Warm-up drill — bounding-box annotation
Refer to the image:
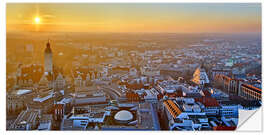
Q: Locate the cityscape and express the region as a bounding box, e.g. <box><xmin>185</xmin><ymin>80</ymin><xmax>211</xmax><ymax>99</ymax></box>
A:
<box><xmin>6</xmin><ymin>3</ymin><xmax>261</xmax><ymax>131</ymax></box>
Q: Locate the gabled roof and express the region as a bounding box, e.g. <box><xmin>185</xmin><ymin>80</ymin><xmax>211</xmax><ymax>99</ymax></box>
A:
<box><xmin>191</xmin><ymin>66</ymin><xmax>209</xmax><ymax>85</ymax></box>
<box><xmin>163</xmin><ymin>100</ymin><xmax>182</xmax><ymax>119</ymax></box>
<box><xmin>242</xmin><ymin>83</ymin><xmax>262</xmax><ymax>93</ymax></box>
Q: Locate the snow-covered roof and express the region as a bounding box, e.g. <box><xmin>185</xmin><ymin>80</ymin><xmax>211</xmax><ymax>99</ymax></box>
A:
<box><xmin>33</xmin><ymin>93</ymin><xmax>53</xmax><ymax>102</ymax></box>
<box><xmin>57</xmin><ymin>98</ymin><xmax>72</xmax><ymax>104</ymax></box>
<box><xmin>16</xmin><ymin>89</ymin><xmax>32</xmax><ymax>96</ymax></box>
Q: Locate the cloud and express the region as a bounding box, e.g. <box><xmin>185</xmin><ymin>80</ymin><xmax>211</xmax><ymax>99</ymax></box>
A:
<box><xmin>42</xmin><ymin>14</ymin><xmax>56</xmax><ymax>19</ymax></box>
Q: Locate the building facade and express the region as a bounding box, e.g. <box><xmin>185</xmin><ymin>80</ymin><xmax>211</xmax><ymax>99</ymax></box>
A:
<box><xmin>44</xmin><ymin>41</ymin><xmax>53</xmax><ymax>73</ymax></box>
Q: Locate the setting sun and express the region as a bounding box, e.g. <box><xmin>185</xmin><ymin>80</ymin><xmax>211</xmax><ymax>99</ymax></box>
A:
<box><xmin>34</xmin><ymin>17</ymin><xmax>40</xmax><ymax>24</ymax></box>
<box><xmin>7</xmin><ymin>4</ymin><xmax>261</xmax><ymax>33</ymax></box>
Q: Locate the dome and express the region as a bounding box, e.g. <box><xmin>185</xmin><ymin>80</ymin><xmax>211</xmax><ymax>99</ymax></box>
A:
<box><xmin>45</xmin><ymin>41</ymin><xmax>52</xmax><ymax>53</ymax></box>
<box><xmin>114</xmin><ymin>110</ymin><xmax>133</xmax><ymax>121</ymax></box>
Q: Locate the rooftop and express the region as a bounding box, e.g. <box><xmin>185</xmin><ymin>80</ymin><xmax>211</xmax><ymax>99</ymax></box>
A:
<box><xmin>163</xmin><ymin>100</ymin><xmax>182</xmax><ymax>118</ymax></box>
<box><xmin>114</xmin><ymin>110</ymin><xmax>133</xmax><ymax>121</ymax></box>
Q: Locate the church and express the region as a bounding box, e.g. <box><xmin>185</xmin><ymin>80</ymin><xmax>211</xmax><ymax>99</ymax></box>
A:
<box><xmin>15</xmin><ymin>40</ymin><xmax>66</xmax><ymax>90</ymax></box>
<box><xmin>40</xmin><ymin>40</ymin><xmax>66</xmax><ymax>90</ymax></box>
<box><xmin>191</xmin><ymin>64</ymin><xmax>210</xmax><ymax>87</ymax></box>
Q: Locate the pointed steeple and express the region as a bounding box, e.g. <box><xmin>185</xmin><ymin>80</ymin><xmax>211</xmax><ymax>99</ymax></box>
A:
<box><xmin>47</xmin><ymin>39</ymin><xmax>50</xmax><ymax>48</ymax></box>
<box><xmin>45</xmin><ymin>39</ymin><xmax>52</xmax><ymax>53</ymax></box>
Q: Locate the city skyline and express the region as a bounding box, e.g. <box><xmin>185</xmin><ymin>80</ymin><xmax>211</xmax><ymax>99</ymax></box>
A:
<box><xmin>7</xmin><ymin>3</ymin><xmax>261</xmax><ymax>33</ymax></box>
<box><xmin>6</xmin><ymin>3</ymin><xmax>262</xmax><ymax>131</ymax></box>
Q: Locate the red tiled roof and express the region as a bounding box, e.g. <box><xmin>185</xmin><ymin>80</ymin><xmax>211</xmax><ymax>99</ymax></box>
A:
<box><xmin>202</xmin><ymin>90</ymin><xmax>212</xmax><ymax>97</ymax></box>
<box><xmin>195</xmin><ymin>97</ymin><xmax>220</xmax><ymax>107</ymax></box>
<box><xmin>223</xmin><ymin>75</ymin><xmax>231</xmax><ymax>81</ymax></box>
<box><xmin>242</xmin><ymin>83</ymin><xmax>262</xmax><ymax>92</ymax></box>
<box><xmin>213</xmin><ymin>126</ymin><xmax>236</xmax><ymax>130</ymax></box>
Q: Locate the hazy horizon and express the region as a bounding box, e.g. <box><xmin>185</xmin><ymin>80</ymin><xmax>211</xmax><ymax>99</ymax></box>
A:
<box><xmin>6</xmin><ymin>3</ymin><xmax>261</xmax><ymax>33</ymax></box>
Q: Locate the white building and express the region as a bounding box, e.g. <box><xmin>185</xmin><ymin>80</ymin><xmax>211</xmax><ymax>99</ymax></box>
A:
<box><xmin>157</xmin><ymin>80</ymin><xmax>181</xmax><ymax>94</ymax></box>
<box><xmin>219</xmin><ymin>101</ymin><xmax>238</xmax><ymax>117</ymax></box>
<box><xmin>44</xmin><ymin>41</ymin><xmax>53</xmax><ymax>73</ymax></box>
<box><xmin>68</xmin><ymin>106</ymin><xmax>110</xmax><ymax>128</ymax></box>
<box><xmin>163</xmin><ymin>100</ymin><xmax>209</xmax><ymax>130</ymax></box>
<box><xmin>55</xmin><ymin>73</ymin><xmax>66</xmax><ymax>90</ymax></box>
<box><xmin>144</xmin><ymin>88</ymin><xmax>159</xmax><ymax>102</ymax></box>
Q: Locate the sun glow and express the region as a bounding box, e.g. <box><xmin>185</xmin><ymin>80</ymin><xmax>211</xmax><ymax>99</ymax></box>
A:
<box><xmin>6</xmin><ymin>4</ymin><xmax>261</xmax><ymax>33</ymax></box>
<box><xmin>34</xmin><ymin>17</ymin><xmax>41</xmax><ymax>24</ymax></box>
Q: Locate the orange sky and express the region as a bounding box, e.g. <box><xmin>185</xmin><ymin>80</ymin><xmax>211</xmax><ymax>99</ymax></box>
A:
<box><xmin>6</xmin><ymin>3</ymin><xmax>261</xmax><ymax>33</ymax></box>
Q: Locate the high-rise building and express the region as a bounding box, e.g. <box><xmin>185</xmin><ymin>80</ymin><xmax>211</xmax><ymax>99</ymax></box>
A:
<box><xmin>44</xmin><ymin>40</ymin><xmax>53</xmax><ymax>73</ymax></box>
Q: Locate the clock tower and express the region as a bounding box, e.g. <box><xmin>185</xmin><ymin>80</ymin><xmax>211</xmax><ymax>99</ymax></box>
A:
<box><xmin>44</xmin><ymin>40</ymin><xmax>53</xmax><ymax>73</ymax></box>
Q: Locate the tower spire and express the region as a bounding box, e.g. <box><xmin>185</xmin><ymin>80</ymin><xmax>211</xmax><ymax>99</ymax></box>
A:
<box><xmin>44</xmin><ymin>39</ymin><xmax>53</xmax><ymax>73</ymax></box>
<box><xmin>47</xmin><ymin>39</ymin><xmax>50</xmax><ymax>48</ymax></box>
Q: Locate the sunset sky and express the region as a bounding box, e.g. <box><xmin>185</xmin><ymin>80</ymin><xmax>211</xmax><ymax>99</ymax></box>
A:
<box><xmin>6</xmin><ymin>3</ymin><xmax>261</xmax><ymax>33</ymax></box>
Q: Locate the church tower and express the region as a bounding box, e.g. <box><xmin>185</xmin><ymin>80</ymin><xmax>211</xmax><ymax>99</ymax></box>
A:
<box><xmin>44</xmin><ymin>40</ymin><xmax>53</xmax><ymax>73</ymax></box>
